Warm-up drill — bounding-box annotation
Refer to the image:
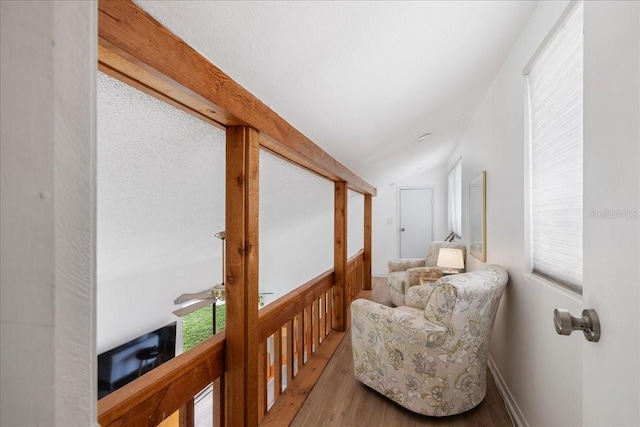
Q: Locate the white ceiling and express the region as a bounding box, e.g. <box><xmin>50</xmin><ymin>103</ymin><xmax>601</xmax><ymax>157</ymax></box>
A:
<box><xmin>135</xmin><ymin>0</ymin><xmax>536</xmax><ymax>186</ymax></box>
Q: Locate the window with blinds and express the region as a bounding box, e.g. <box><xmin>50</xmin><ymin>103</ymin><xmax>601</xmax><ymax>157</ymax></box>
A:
<box><xmin>525</xmin><ymin>1</ymin><xmax>583</xmax><ymax>293</ymax></box>
<box><xmin>448</xmin><ymin>158</ymin><xmax>462</xmax><ymax>239</ymax></box>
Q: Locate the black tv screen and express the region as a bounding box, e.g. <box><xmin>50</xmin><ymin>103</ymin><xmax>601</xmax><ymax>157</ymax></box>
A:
<box><xmin>97</xmin><ymin>322</ymin><xmax>176</xmax><ymax>399</ymax></box>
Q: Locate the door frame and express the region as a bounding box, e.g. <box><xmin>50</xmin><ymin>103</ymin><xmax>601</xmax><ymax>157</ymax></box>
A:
<box><xmin>396</xmin><ymin>186</ymin><xmax>434</xmax><ymax>258</ymax></box>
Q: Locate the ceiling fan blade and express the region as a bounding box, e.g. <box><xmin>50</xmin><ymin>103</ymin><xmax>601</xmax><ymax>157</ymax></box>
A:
<box><xmin>172</xmin><ymin>299</ymin><xmax>213</xmax><ymax>317</ymax></box>
<box><xmin>174</xmin><ymin>291</ymin><xmax>212</xmax><ymax>304</ymax></box>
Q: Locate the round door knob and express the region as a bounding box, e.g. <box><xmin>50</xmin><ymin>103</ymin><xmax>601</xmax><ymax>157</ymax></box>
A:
<box><xmin>553</xmin><ymin>308</ymin><xmax>601</xmax><ymax>342</ymax></box>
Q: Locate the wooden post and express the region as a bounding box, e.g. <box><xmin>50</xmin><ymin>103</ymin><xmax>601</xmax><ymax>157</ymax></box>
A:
<box><xmin>333</xmin><ymin>181</ymin><xmax>348</xmax><ymax>331</ymax></box>
<box><xmin>225</xmin><ymin>126</ymin><xmax>260</xmax><ymax>426</ymax></box>
<box><xmin>363</xmin><ymin>193</ymin><xmax>372</xmax><ymax>290</ymax></box>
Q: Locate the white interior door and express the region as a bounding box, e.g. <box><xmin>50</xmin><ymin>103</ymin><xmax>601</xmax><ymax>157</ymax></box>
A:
<box><xmin>581</xmin><ymin>2</ymin><xmax>639</xmax><ymax>425</ymax></box>
<box><xmin>399</xmin><ymin>188</ymin><xmax>433</xmax><ymax>258</ymax></box>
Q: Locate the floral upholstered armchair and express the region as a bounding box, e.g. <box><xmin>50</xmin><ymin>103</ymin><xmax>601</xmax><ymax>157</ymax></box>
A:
<box><xmin>388</xmin><ymin>241</ymin><xmax>466</xmax><ymax>307</ymax></box>
<box><xmin>351</xmin><ymin>265</ymin><xmax>508</xmax><ymax>417</ymax></box>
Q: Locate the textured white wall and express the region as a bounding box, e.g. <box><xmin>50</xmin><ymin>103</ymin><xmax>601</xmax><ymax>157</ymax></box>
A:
<box><xmin>97</xmin><ymin>73</ymin><xmax>341</xmax><ymax>349</ymax></box>
<box><xmin>447</xmin><ymin>1</ymin><xmax>639</xmax><ymax>425</ymax></box>
<box><xmin>96</xmin><ymin>72</ymin><xmax>226</xmax><ymax>353</ymax></box>
<box><xmin>372</xmin><ymin>164</ymin><xmax>448</xmax><ymax>275</ymax></box>
<box><xmin>1</xmin><ymin>1</ymin><xmax>96</xmax><ymax>425</ymax></box>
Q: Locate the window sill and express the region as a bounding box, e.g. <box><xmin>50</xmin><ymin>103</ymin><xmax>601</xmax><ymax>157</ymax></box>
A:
<box><xmin>524</xmin><ymin>273</ymin><xmax>583</xmax><ymax>304</ymax></box>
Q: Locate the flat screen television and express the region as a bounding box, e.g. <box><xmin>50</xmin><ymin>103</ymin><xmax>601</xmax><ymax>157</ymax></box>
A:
<box><xmin>97</xmin><ymin>322</ymin><xmax>176</xmax><ymax>399</ymax></box>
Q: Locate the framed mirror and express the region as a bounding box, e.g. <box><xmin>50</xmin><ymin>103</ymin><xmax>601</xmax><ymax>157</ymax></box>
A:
<box><xmin>469</xmin><ymin>171</ymin><xmax>486</xmax><ymax>261</ymax></box>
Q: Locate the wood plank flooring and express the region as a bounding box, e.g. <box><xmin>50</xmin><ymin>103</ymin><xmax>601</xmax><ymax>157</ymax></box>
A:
<box><xmin>290</xmin><ymin>277</ymin><xmax>513</xmax><ymax>427</ymax></box>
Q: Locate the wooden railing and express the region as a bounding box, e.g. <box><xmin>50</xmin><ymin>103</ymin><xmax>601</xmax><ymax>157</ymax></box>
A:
<box><xmin>97</xmin><ymin>332</ymin><xmax>225</xmax><ymax>427</ymax></box>
<box><xmin>257</xmin><ymin>269</ymin><xmax>334</xmax><ymax>421</ymax></box>
<box><xmin>97</xmin><ymin>252</ymin><xmax>367</xmax><ymax>427</ymax></box>
<box><xmin>347</xmin><ymin>250</ymin><xmax>365</xmax><ymax>305</ymax></box>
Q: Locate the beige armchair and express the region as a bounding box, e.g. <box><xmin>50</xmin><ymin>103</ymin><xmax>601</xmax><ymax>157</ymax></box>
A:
<box><xmin>388</xmin><ymin>241</ymin><xmax>466</xmax><ymax>307</ymax></box>
<box><xmin>351</xmin><ymin>265</ymin><xmax>508</xmax><ymax>416</ymax></box>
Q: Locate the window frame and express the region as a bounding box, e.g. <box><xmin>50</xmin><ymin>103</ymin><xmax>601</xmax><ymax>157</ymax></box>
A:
<box><xmin>523</xmin><ymin>0</ymin><xmax>584</xmax><ymax>295</ymax></box>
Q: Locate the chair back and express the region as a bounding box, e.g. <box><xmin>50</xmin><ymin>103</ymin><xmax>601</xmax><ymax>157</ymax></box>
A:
<box><xmin>430</xmin><ymin>265</ymin><xmax>508</xmax><ymax>367</ymax></box>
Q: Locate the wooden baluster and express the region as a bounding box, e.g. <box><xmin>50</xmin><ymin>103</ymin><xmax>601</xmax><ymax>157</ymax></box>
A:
<box><xmin>305</xmin><ymin>305</ymin><xmax>312</xmax><ymax>357</ymax></box>
<box><xmin>258</xmin><ymin>341</ymin><xmax>267</xmax><ymax>421</ymax></box>
<box><xmin>320</xmin><ymin>294</ymin><xmax>326</xmax><ymax>341</ymax></box>
<box><xmin>313</xmin><ymin>299</ymin><xmax>320</xmax><ymax>350</ymax></box>
<box><xmin>213</xmin><ymin>377</ymin><xmax>224</xmax><ymax>427</ymax></box>
<box><xmin>326</xmin><ymin>289</ymin><xmax>333</xmax><ymax>334</ymax></box>
<box><xmin>286</xmin><ymin>319</ymin><xmax>294</xmax><ymax>388</ymax></box>
<box><xmin>295</xmin><ymin>313</ymin><xmax>303</xmax><ymax>373</ymax></box>
<box><xmin>274</xmin><ymin>329</ymin><xmax>282</xmax><ymax>400</ymax></box>
<box><xmin>179</xmin><ymin>399</ymin><xmax>194</xmax><ymax>427</ymax></box>
<box><xmin>358</xmin><ymin>263</ymin><xmax>364</xmax><ymax>292</ymax></box>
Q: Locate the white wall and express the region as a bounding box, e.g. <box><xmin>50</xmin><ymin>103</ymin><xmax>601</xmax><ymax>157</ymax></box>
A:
<box><xmin>447</xmin><ymin>2</ymin><xmax>583</xmax><ymax>424</ymax></box>
<box><xmin>348</xmin><ymin>190</ymin><xmax>365</xmax><ymax>257</ymax></box>
<box><xmin>259</xmin><ymin>150</ymin><xmax>334</xmax><ymax>305</ymax></box>
<box><xmin>447</xmin><ymin>1</ymin><xmax>639</xmax><ymax>425</ymax></box>
<box><xmin>1</xmin><ymin>1</ymin><xmax>96</xmax><ymax>426</ymax></box>
<box><xmin>372</xmin><ymin>163</ymin><xmax>448</xmax><ymax>275</ymax></box>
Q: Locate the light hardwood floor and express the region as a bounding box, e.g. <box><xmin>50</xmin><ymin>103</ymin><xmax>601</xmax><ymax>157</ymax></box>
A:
<box><xmin>290</xmin><ymin>277</ymin><xmax>513</xmax><ymax>427</ymax></box>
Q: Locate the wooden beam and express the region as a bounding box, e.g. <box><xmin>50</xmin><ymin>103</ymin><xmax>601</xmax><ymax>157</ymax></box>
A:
<box><xmin>97</xmin><ymin>0</ymin><xmax>375</xmax><ymax>196</ymax></box>
<box><xmin>332</xmin><ymin>182</ymin><xmax>348</xmax><ymax>331</ymax></box>
<box><xmin>363</xmin><ymin>194</ymin><xmax>372</xmax><ymax>290</ymax></box>
<box><xmin>225</xmin><ymin>126</ymin><xmax>260</xmax><ymax>426</ymax></box>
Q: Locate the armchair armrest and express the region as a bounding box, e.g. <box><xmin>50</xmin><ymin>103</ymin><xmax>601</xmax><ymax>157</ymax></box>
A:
<box><xmin>388</xmin><ymin>258</ymin><xmax>425</xmax><ymax>273</ymax></box>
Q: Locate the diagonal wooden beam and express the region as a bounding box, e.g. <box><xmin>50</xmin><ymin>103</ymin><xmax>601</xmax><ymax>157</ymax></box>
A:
<box><xmin>97</xmin><ymin>0</ymin><xmax>375</xmax><ymax>196</ymax></box>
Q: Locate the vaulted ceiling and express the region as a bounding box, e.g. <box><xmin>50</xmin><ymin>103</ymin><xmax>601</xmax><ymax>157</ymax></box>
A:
<box><xmin>135</xmin><ymin>0</ymin><xmax>536</xmax><ymax>186</ymax></box>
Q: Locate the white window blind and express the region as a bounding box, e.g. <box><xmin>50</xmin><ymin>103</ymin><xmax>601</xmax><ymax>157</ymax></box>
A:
<box><xmin>526</xmin><ymin>2</ymin><xmax>583</xmax><ymax>293</ymax></box>
<box><xmin>448</xmin><ymin>158</ymin><xmax>462</xmax><ymax>238</ymax></box>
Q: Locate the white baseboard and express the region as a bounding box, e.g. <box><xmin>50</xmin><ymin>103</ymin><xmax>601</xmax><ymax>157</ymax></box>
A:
<box><xmin>488</xmin><ymin>356</ymin><xmax>528</xmax><ymax>427</ymax></box>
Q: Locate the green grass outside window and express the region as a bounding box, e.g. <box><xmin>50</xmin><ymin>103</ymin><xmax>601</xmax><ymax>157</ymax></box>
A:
<box><xmin>182</xmin><ymin>304</ymin><xmax>226</xmax><ymax>352</ymax></box>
